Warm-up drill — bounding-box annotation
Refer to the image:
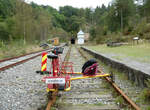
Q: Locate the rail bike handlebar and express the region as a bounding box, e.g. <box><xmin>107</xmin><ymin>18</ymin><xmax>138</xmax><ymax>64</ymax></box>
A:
<box><xmin>52</xmin><ymin>47</ymin><xmax>64</xmax><ymax>55</ymax></box>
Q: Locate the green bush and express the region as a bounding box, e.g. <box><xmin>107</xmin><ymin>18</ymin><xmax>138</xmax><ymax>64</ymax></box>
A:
<box><xmin>143</xmin><ymin>33</ymin><xmax>150</xmax><ymax>40</ymax></box>
<box><xmin>131</xmin><ymin>18</ymin><xmax>150</xmax><ymax>39</ymax></box>
<box><xmin>0</xmin><ymin>41</ymin><xmax>4</xmax><ymax>47</ymax></box>
<box><xmin>0</xmin><ymin>22</ymin><xmax>9</xmax><ymax>40</ymax></box>
<box><xmin>139</xmin><ymin>79</ymin><xmax>150</xmax><ymax>104</ymax></box>
<box><xmin>140</xmin><ymin>88</ymin><xmax>150</xmax><ymax>103</ymax></box>
<box><xmin>115</xmin><ymin>96</ymin><xmax>125</xmax><ymax>108</ymax></box>
<box><xmin>105</xmin><ymin>32</ymin><xmax>131</xmax><ymax>43</ymax></box>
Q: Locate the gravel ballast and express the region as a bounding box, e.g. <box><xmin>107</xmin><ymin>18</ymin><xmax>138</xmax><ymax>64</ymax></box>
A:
<box><xmin>0</xmin><ymin>47</ymin><xmax>68</xmax><ymax>110</ymax></box>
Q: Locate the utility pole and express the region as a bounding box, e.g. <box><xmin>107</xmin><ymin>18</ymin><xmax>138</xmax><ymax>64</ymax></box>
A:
<box><xmin>22</xmin><ymin>1</ymin><xmax>26</xmax><ymax>45</ymax></box>
<box><xmin>121</xmin><ymin>8</ymin><xmax>123</xmax><ymax>33</ymax></box>
<box><xmin>23</xmin><ymin>22</ymin><xmax>26</xmax><ymax>45</ymax></box>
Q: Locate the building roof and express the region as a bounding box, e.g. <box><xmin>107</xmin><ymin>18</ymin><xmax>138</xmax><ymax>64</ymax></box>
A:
<box><xmin>77</xmin><ymin>30</ymin><xmax>84</xmax><ymax>35</ymax></box>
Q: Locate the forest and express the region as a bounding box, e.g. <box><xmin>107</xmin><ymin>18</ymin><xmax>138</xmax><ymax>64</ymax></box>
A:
<box><xmin>0</xmin><ymin>0</ymin><xmax>150</xmax><ymax>46</ymax></box>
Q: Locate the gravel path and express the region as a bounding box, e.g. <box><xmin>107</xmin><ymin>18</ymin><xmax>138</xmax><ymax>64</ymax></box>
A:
<box><xmin>0</xmin><ymin>46</ymin><xmax>68</xmax><ymax>110</ymax></box>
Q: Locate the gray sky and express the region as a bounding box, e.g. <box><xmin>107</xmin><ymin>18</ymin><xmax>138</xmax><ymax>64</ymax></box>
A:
<box><xmin>25</xmin><ymin>0</ymin><xmax>112</xmax><ymax>9</ymax></box>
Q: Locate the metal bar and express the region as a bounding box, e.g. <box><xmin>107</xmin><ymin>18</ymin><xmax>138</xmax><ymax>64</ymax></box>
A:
<box><xmin>71</xmin><ymin>74</ymin><xmax>110</xmax><ymax>80</ymax></box>
<box><xmin>66</xmin><ymin>72</ymin><xmax>82</xmax><ymax>74</ymax></box>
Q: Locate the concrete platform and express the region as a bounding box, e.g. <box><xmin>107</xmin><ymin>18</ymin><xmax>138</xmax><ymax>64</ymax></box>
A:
<box><xmin>81</xmin><ymin>47</ymin><xmax>150</xmax><ymax>87</ymax></box>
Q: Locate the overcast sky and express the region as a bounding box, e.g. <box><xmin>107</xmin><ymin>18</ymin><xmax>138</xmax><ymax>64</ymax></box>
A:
<box><xmin>25</xmin><ymin>0</ymin><xmax>112</xmax><ymax>10</ymax></box>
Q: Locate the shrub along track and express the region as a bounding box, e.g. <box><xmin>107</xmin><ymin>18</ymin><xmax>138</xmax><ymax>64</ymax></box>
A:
<box><xmin>45</xmin><ymin>45</ymin><xmax>141</xmax><ymax>110</ymax></box>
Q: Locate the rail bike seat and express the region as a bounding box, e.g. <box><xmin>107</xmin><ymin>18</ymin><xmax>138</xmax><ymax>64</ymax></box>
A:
<box><xmin>47</xmin><ymin>54</ymin><xmax>58</xmax><ymax>59</ymax></box>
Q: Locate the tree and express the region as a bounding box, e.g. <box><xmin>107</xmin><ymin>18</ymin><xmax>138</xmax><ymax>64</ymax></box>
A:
<box><xmin>144</xmin><ymin>0</ymin><xmax>150</xmax><ymax>19</ymax></box>
<box><xmin>115</xmin><ymin>0</ymin><xmax>136</xmax><ymax>31</ymax></box>
<box><xmin>59</xmin><ymin>6</ymin><xmax>79</xmax><ymax>17</ymax></box>
<box><xmin>0</xmin><ymin>22</ymin><xmax>9</xmax><ymax>41</ymax></box>
<box><xmin>0</xmin><ymin>0</ymin><xmax>15</xmax><ymax>18</ymax></box>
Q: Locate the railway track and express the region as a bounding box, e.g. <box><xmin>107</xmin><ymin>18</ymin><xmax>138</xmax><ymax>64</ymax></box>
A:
<box><xmin>56</xmin><ymin>46</ymin><xmax>119</xmax><ymax>110</ymax></box>
<box><xmin>0</xmin><ymin>49</ymin><xmax>49</xmax><ymax>63</ymax></box>
<box><xmin>78</xmin><ymin>47</ymin><xmax>141</xmax><ymax>110</ymax></box>
<box><xmin>0</xmin><ymin>45</ymin><xmax>141</xmax><ymax>110</ymax></box>
<box><xmin>0</xmin><ymin>48</ymin><xmax>54</xmax><ymax>110</ymax></box>
<box><xmin>0</xmin><ymin>49</ymin><xmax>51</xmax><ymax>71</ymax></box>
<box><xmin>47</xmin><ymin>45</ymin><xmax>141</xmax><ymax>110</ymax></box>
<box><xmin>0</xmin><ymin>45</ymin><xmax>69</xmax><ymax>110</ymax></box>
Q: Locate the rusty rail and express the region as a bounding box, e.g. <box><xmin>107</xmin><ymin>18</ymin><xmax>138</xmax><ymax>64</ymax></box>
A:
<box><xmin>105</xmin><ymin>77</ymin><xmax>141</xmax><ymax>110</ymax></box>
<box><xmin>77</xmin><ymin>47</ymin><xmax>141</xmax><ymax>110</ymax></box>
<box><xmin>0</xmin><ymin>50</ymin><xmax>51</xmax><ymax>72</ymax></box>
<box><xmin>0</xmin><ymin>48</ymin><xmax>50</xmax><ymax>63</ymax></box>
<box><xmin>46</xmin><ymin>90</ymin><xmax>58</xmax><ymax>110</ymax></box>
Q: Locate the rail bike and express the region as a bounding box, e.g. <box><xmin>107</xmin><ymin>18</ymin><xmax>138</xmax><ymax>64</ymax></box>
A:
<box><xmin>37</xmin><ymin>46</ymin><xmax>111</xmax><ymax>92</ymax></box>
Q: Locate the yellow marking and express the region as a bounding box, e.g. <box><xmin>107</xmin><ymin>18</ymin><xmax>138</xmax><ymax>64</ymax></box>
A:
<box><xmin>42</xmin><ymin>55</ymin><xmax>47</xmax><ymax>62</ymax></box>
<box><xmin>64</xmin><ymin>86</ymin><xmax>71</xmax><ymax>91</ymax></box>
<box><xmin>46</xmin><ymin>88</ymin><xmax>56</xmax><ymax>92</ymax></box>
<box><xmin>46</xmin><ymin>86</ymin><xmax>71</xmax><ymax>92</ymax></box>
<box><xmin>46</xmin><ymin>88</ymin><xmax>50</xmax><ymax>92</ymax></box>
<box><xmin>71</xmin><ymin>74</ymin><xmax>110</xmax><ymax>80</ymax></box>
<box><xmin>41</xmin><ymin>64</ymin><xmax>47</xmax><ymax>71</ymax></box>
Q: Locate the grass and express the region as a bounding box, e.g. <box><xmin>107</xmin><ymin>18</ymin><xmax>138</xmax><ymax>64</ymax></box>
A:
<box><xmin>86</xmin><ymin>43</ymin><xmax>150</xmax><ymax>63</ymax></box>
<box><xmin>0</xmin><ymin>41</ymin><xmax>43</xmax><ymax>60</ymax></box>
<box><xmin>94</xmin><ymin>103</ymin><xmax>104</xmax><ymax>106</ymax></box>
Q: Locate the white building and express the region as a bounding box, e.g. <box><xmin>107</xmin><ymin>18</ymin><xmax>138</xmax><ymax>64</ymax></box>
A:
<box><xmin>77</xmin><ymin>30</ymin><xmax>85</xmax><ymax>44</ymax></box>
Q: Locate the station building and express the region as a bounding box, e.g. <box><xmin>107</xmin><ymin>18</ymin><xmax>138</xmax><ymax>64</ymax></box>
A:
<box><xmin>77</xmin><ymin>30</ymin><xmax>85</xmax><ymax>44</ymax></box>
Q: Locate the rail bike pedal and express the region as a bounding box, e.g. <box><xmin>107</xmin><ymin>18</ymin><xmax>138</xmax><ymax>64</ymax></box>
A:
<box><xmin>36</xmin><ymin>70</ymin><xmax>50</xmax><ymax>75</ymax></box>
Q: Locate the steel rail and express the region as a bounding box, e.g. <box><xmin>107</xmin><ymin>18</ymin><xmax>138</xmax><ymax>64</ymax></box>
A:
<box><xmin>77</xmin><ymin>47</ymin><xmax>141</xmax><ymax>110</ymax></box>
<box><xmin>46</xmin><ymin>46</ymin><xmax>72</xmax><ymax>110</ymax></box>
<box><xmin>0</xmin><ymin>50</ymin><xmax>51</xmax><ymax>72</ymax></box>
<box><xmin>105</xmin><ymin>77</ymin><xmax>141</xmax><ymax>110</ymax></box>
<box><xmin>0</xmin><ymin>48</ymin><xmax>50</xmax><ymax>63</ymax></box>
<box><xmin>46</xmin><ymin>90</ymin><xmax>58</xmax><ymax>110</ymax></box>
